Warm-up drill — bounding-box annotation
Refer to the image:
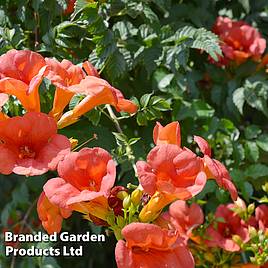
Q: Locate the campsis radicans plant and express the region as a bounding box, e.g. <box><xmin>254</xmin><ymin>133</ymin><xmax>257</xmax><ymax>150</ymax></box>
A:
<box><xmin>1</xmin><ymin>48</ymin><xmax>267</xmax><ymax>268</ymax></box>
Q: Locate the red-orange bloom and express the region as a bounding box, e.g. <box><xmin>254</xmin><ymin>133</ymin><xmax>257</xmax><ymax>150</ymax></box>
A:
<box><xmin>42</xmin><ymin>148</ymin><xmax>116</xmax><ymax>222</ymax></box>
<box><xmin>0</xmin><ymin>112</ymin><xmax>71</xmax><ymax>176</ymax></box>
<box><xmin>37</xmin><ymin>192</ymin><xmax>72</xmax><ymax>234</ymax></box>
<box><xmin>57</xmin><ymin>76</ymin><xmax>138</xmax><ymax>128</ymax></box>
<box><xmin>194</xmin><ymin>135</ymin><xmax>238</xmax><ymax>201</ymax></box>
<box><xmin>0</xmin><ymin>49</ymin><xmax>47</xmax><ymax>112</ymax></box>
<box><xmin>212</xmin><ymin>16</ymin><xmax>266</xmax><ymax>65</ymax></box>
<box><xmin>157</xmin><ymin>200</ymin><xmax>204</xmax><ymax>242</ymax></box>
<box><xmin>205</xmin><ymin>204</ymin><xmax>249</xmax><ymax>252</ymax></box>
<box><xmin>149</xmin><ymin>122</ymin><xmax>237</xmax><ymax>200</ymax></box>
<box><xmin>115</xmin><ymin>223</ymin><xmax>194</xmax><ymax>268</ymax></box>
<box><xmin>45</xmin><ymin>58</ymin><xmax>86</xmax><ymax>121</ymax></box>
<box><xmin>137</xmin><ymin>145</ymin><xmax>207</xmax><ymax>200</ymax></box>
<box><xmin>137</xmin><ymin>122</ymin><xmax>207</xmax><ymax>222</ymax></box>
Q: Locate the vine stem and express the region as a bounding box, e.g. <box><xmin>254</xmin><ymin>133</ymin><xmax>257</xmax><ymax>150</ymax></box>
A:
<box><xmin>105</xmin><ymin>105</ymin><xmax>137</xmax><ymax>176</ymax></box>
<box><xmin>106</xmin><ymin>105</ymin><xmax>123</xmax><ymax>133</ymax></box>
<box><xmin>10</xmin><ymin>199</ymin><xmax>38</xmax><ymax>268</ymax></box>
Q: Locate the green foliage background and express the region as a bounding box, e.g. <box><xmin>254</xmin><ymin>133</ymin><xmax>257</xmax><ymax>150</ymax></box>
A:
<box><xmin>0</xmin><ymin>0</ymin><xmax>268</xmax><ymax>267</ymax></box>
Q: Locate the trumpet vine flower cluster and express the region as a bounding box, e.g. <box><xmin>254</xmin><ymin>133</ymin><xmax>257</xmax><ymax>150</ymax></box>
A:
<box><xmin>1</xmin><ymin>48</ymin><xmax>267</xmax><ymax>268</ymax></box>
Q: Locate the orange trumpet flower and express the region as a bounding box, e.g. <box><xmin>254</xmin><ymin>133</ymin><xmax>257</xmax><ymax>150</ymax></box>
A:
<box><xmin>151</xmin><ymin>122</ymin><xmax>237</xmax><ymax>200</ymax></box>
<box><xmin>57</xmin><ymin>76</ymin><xmax>138</xmax><ymax>128</ymax></box>
<box><xmin>115</xmin><ymin>223</ymin><xmax>195</xmax><ymax>268</ymax></box>
<box><xmin>156</xmin><ymin>200</ymin><xmax>204</xmax><ymax>243</ymax></box>
<box><xmin>0</xmin><ymin>49</ymin><xmax>47</xmax><ymax>112</ymax></box>
<box><xmin>45</xmin><ymin>58</ymin><xmax>86</xmax><ymax>121</ymax></box>
<box><xmin>42</xmin><ymin>148</ymin><xmax>116</xmax><ymax>223</ymax></box>
<box><xmin>0</xmin><ymin>112</ymin><xmax>71</xmax><ymax>176</ymax></box>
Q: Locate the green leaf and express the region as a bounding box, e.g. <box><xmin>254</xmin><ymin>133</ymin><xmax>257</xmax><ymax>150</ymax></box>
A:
<box><xmin>113</xmin><ymin>21</ymin><xmax>137</xmax><ymax>40</ymax></box>
<box><xmin>12</xmin><ymin>182</ymin><xmax>29</xmax><ymax>206</ymax></box>
<box><xmin>169</xmin><ymin>26</ymin><xmax>222</xmax><ymax>60</ymax></box>
<box><xmin>245</xmin><ymin>125</ymin><xmax>262</xmax><ymax>140</ymax></box>
<box><xmin>85</xmin><ymin>108</ymin><xmax>101</xmax><ymax>126</ymax></box>
<box><xmin>143</xmin><ymin>5</ymin><xmax>159</xmax><ymax>24</ymax></box>
<box><xmin>158</xmin><ymin>74</ymin><xmax>174</xmax><ymax>89</ymax></box>
<box><xmin>137</xmin><ymin>112</ymin><xmax>148</xmax><ymax>126</ymax></box>
<box><xmin>241</xmin><ymin>182</ymin><xmax>253</xmax><ymax>201</ymax></box>
<box><xmin>238</xmin><ymin>0</ymin><xmax>250</xmax><ymax>13</ymax></box>
<box><xmin>135</xmin><ymin>46</ymin><xmax>162</xmax><ymax>75</ymax></box>
<box><xmin>192</xmin><ymin>100</ymin><xmax>215</xmax><ymax>118</ymax></box>
<box><xmin>232</xmin><ymin>142</ymin><xmax>245</xmax><ymax>163</ymax></box>
<box><xmin>140</xmin><ymin>93</ymin><xmax>153</xmax><ymax>107</ymax></box>
<box><xmin>191</xmin><ymin>28</ymin><xmax>222</xmax><ymax>61</ymax></box>
<box><xmin>69</xmin><ymin>94</ymin><xmax>84</xmax><ymax>110</ymax></box>
<box><xmin>256</xmin><ymin>134</ymin><xmax>268</xmax><ymax>152</ymax></box>
<box><xmin>150</xmin><ymin>98</ymin><xmax>171</xmax><ymax>111</ymax></box>
<box><xmin>196</xmin><ymin>180</ymin><xmax>216</xmax><ymax>199</ymax></box>
<box><xmin>233</xmin><ymin>87</ymin><xmax>245</xmax><ymax>114</ymax></box>
<box><xmin>106</xmin><ymin>50</ymin><xmax>127</xmax><ymax>80</ymax></box>
<box><xmin>245</xmin><ymin>164</ymin><xmax>268</xmax><ymax>178</ymax></box>
<box><xmin>245</xmin><ymin>141</ymin><xmax>259</xmax><ymax>162</ymax></box>
<box><xmin>244</xmin><ymin>80</ymin><xmax>268</xmax><ymax>117</ymax></box>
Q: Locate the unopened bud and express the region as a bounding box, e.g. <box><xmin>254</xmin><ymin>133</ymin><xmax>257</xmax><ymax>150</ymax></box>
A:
<box><xmin>131</xmin><ymin>189</ymin><xmax>143</xmax><ymax>206</ymax></box>
<box><xmin>248</xmin><ymin>226</ymin><xmax>257</xmax><ymax>238</ymax></box>
<box><xmin>69</xmin><ymin>138</ymin><xmax>78</xmax><ymax>149</ymax></box>
<box><xmin>247</xmin><ymin>203</ymin><xmax>255</xmax><ymax>215</ymax></box>
<box><xmin>123</xmin><ymin>195</ymin><xmax>131</xmax><ymax>209</ymax></box>
<box><xmin>234</xmin><ymin>197</ymin><xmax>246</xmax><ymax>210</ymax></box>
<box><xmin>117</xmin><ymin>190</ymin><xmax>128</xmax><ymax>201</ymax></box>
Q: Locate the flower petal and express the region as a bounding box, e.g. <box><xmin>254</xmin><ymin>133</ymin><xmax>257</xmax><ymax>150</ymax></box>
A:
<box><xmin>153</xmin><ymin>122</ymin><xmax>181</xmax><ymax>146</ymax></box>
<box><xmin>194</xmin><ymin>135</ymin><xmax>211</xmax><ymax>157</ymax></box>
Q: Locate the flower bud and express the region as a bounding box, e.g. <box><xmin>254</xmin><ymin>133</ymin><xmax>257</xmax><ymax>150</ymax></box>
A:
<box><xmin>131</xmin><ymin>189</ymin><xmax>143</xmax><ymax>206</ymax></box>
<box><xmin>69</xmin><ymin>138</ymin><xmax>78</xmax><ymax>150</ymax></box>
<box><xmin>117</xmin><ymin>190</ymin><xmax>128</xmax><ymax>201</ymax></box>
<box><xmin>123</xmin><ymin>195</ymin><xmax>132</xmax><ymax>209</ymax></box>
<box><xmin>234</xmin><ymin>197</ymin><xmax>247</xmax><ymax>210</ymax></box>
<box><xmin>248</xmin><ymin>226</ymin><xmax>257</xmax><ymax>238</ymax></box>
<box><xmin>108</xmin><ymin>186</ymin><xmax>129</xmax><ymax>216</ymax></box>
<box><xmin>247</xmin><ymin>203</ymin><xmax>255</xmax><ymax>215</ymax></box>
